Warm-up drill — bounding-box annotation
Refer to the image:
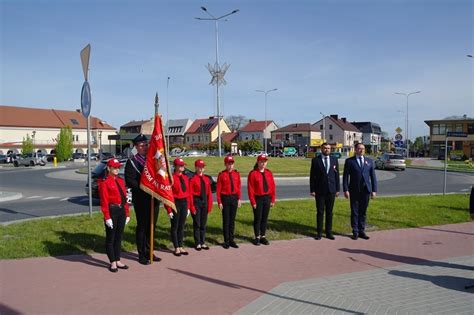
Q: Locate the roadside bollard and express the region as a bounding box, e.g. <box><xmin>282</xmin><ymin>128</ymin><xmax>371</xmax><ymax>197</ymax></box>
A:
<box><xmin>53</xmin><ymin>156</ymin><xmax>57</xmax><ymax>167</ymax></box>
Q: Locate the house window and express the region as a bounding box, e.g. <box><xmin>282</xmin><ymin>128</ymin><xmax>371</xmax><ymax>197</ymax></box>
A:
<box><xmin>187</xmin><ymin>136</ymin><xmax>190</xmax><ymax>142</ymax></box>
<box><xmin>329</xmin><ymin>125</ymin><xmax>333</xmax><ymax>130</ymax></box>
<box><xmin>432</xmin><ymin>124</ymin><xmax>440</xmax><ymax>135</ymax></box>
<box><xmin>192</xmin><ymin>137</ymin><xmax>195</xmax><ymax>142</ymax></box>
<box><xmin>439</xmin><ymin>124</ymin><xmax>446</xmax><ymax>135</ymax></box>
<box><xmin>76</xmin><ymin>135</ymin><xmax>79</xmax><ymax>142</ymax></box>
<box><xmin>252</xmin><ymin>135</ymin><xmax>254</xmax><ymax>140</ymax></box>
<box><xmin>70</xmin><ymin>119</ymin><xmax>79</xmax><ymax>125</ymax></box>
<box><xmin>468</xmin><ymin>123</ymin><xmax>474</xmax><ymax>134</ymax></box>
<box><xmin>455</xmin><ymin>124</ymin><xmax>463</xmax><ymax>132</ymax></box>
<box><xmin>329</xmin><ymin>135</ymin><xmax>333</xmax><ymax>141</ymax></box>
<box><xmin>320</xmin><ymin>125</ymin><xmax>323</xmax><ymax>130</ymax></box>
<box><xmin>198</xmin><ymin>136</ymin><xmax>201</xmax><ymax>142</ymax></box>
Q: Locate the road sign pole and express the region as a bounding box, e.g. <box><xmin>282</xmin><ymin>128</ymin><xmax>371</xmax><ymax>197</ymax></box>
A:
<box><xmin>443</xmin><ymin>136</ymin><xmax>448</xmax><ymax>195</ymax></box>
<box><xmin>87</xmin><ymin>115</ymin><xmax>92</xmax><ymax>216</ymax></box>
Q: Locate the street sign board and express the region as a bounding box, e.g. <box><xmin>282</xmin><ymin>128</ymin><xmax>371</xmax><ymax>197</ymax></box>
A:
<box><xmin>395</xmin><ymin>134</ymin><xmax>403</xmax><ymax>141</ymax></box>
<box><xmin>81</xmin><ymin>81</ymin><xmax>91</xmax><ymax>118</ymax></box>
<box><xmin>446</xmin><ymin>132</ymin><xmax>468</xmax><ymax>137</ymax></box>
<box><xmin>80</xmin><ymin>44</ymin><xmax>91</xmax><ymax>81</ymax></box>
<box><xmin>394</xmin><ymin>140</ymin><xmax>404</xmax><ymax>147</ymax></box>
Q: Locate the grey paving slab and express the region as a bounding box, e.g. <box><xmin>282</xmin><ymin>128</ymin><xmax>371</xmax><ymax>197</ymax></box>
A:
<box><xmin>236</xmin><ymin>255</ymin><xmax>474</xmax><ymax>315</ymax></box>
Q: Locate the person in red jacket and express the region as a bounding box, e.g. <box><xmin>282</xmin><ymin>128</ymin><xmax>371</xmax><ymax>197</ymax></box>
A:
<box><xmin>247</xmin><ymin>154</ymin><xmax>276</xmax><ymax>246</ymax></box>
<box><xmin>189</xmin><ymin>159</ymin><xmax>213</xmax><ymax>250</ymax></box>
<box><xmin>98</xmin><ymin>158</ymin><xmax>131</xmax><ymax>272</ymax></box>
<box><xmin>217</xmin><ymin>155</ymin><xmax>241</xmax><ymax>249</ymax></box>
<box><xmin>165</xmin><ymin>158</ymin><xmax>192</xmax><ymax>256</ymax></box>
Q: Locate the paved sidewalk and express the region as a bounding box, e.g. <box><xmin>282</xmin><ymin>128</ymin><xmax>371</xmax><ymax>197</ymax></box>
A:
<box><xmin>1</xmin><ymin>222</ymin><xmax>473</xmax><ymax>315</ymax></box>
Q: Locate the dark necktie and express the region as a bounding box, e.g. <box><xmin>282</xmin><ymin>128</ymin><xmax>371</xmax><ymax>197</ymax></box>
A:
<box><xmin>261</xmin><ymin>171</ymin><xmax>269</xmax><ymax>193</ymax></box>
<box><xmin>179</xmin><ymin>175</ymin><xmax>186</xmax><ymax>192</ymax></box>
<box><xmin>324</xmin><ymin>156</ymin><xmax>329</xmax><ymax>173</ymax></box>
<box><xmin>200</xmin><ymin>176</ymin><xmax>206</xmax><ymax>200</ymax></box>
<box><xmin>115</xmin><ymin>179</ymin><xmax>126</xmax><ymax>207</ymax></box>
<box><xmin>228</xmin><ymin>171</ymin><xmax>235</xmax><ymax>193</ymax></box>
<box><xmin>359</xmin><ymin>156</ymin><xmax>363</xmax><ymax>169</ymax></box>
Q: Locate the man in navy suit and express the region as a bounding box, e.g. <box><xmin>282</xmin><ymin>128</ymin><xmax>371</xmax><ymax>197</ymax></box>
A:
<box><xmin>343</xmin><ymin>143</ymin><xmax>377</xmax><ymax>240</ymax></box>
<box><xmin>310</xmin><ymin>143</ymin><xmax>340</xmax><ymax>240</ymax></box>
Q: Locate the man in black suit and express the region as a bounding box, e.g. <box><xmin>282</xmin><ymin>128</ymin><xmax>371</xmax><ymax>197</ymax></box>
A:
<box><xmin>343</xmin><ymin>143</ymin><xmax>377</xmax><ymax>240</ymax></box>
<box><xmin>310</xmin><ymin>143</ymin><xmax>340</xmax><ymax>240</ymax></box>
<box><xmin>125</xmin><ymin>134</ymin><xmax>161</xmax><ymax>265</ymax></box>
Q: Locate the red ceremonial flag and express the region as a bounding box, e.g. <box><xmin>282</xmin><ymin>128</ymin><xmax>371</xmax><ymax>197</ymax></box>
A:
<box><xmin>139</xmin><ymin>114</ymin><xmax>176</xmax><ymax>211</ymax></box>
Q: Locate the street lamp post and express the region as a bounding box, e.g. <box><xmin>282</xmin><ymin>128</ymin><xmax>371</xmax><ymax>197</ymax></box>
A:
<box><xmin>395</xmin><ymin>91</ymin><xmax>421</xmax><ymax>157</ymax></box>
<box><xmin>166</xmin><ymin>76</ymin><xmax>170</xmax><ymax>154</ymax></box>
<box><xmin>256</xmin><ymin>88</ymin><xmax>278</xmax><ymax>153</ymax></box>
<box><xmin>32</xmin><ymin>131</ymin><xmax>36</xmax><ymax>155</ymax></box>
<box><xmin>196</xmin><ymin>7</ymin><xmax>239</xmax><ymax>157</ymax></box>
<box><xmin>319</xmin><ymin>112</ymin><xmax>326</xmax><ymax>143</ymax></box>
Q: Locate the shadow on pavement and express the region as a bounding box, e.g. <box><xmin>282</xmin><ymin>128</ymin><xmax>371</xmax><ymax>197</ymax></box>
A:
<box><xmin>389</xmin><ymin>270</ymin><xmax>474</xmax><ymax>293</ymax></box>
<box><xmin>67</xmin><ymin>195</ymin><xmax>100</xmax><ymax>206</ymax></box>
<box><xmin>0</xmin><ymin>207</ymin><xmax>39</xmax><ymax>218</ymax></box>
<box><xmin>339</xmin><ymin>248</ymin><xmax>474</xmax><ymax>271</ymax></box>
<box><xmin>168</xmin><ymin>268</ymin><xmax>364</xmax><ymax>315</ymax></box>
<box><xmin>0</xmin><ymin>303</ymin><xmax>23</xmax><ymax>315</ymax></box>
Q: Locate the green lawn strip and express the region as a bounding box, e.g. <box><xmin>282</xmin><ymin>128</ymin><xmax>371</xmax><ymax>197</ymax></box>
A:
<box><xmin>181</xmin><ymin>156</ymin><xmax>313</xmax><ymax>177</ymax></box>
<box><xmin>0</xmin><ymin>194</ymin><xmax>469</xmax><ymax>260</ymax></box>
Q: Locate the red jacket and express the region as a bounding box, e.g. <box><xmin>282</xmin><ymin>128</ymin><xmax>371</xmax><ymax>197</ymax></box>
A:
<box><xmin>247</xmin><ymin>168</ymin><xmax>276</xmax><ymax>206</ymax></box>
<box><xmin>189</xmin><ymin>173</ymin><xmax>213</xmax><ymax>214</ymax></box>
<box><xmin>216</xmin><ymin>170</ymin><xmax>241</xmax><ymax>204</ymax></box>
<box><xmin>165</xmin><ymin>172</ymin><xmax>193</xmax><ymax>214</ymax></box>
<box><xmin>98</xmin><ymin>176</ymin><xmax>130</xmax><ymax>220</ymax></box>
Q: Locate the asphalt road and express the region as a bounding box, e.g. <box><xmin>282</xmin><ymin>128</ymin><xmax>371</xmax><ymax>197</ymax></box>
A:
<box><xmin>0</xmin><ymin>165</ymin><xmax>472</xmax><ymax>223</ymax></box>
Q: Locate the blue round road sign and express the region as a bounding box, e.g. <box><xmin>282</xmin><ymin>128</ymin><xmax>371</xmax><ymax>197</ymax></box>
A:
<box><xmin>395</xmin><ymin>133</ymin><xmax>403</xmax><ymax>141</ymax></box>
<box><xmin>81</xmin><ymin>81</ymin><xmax>91</xmax><ymax>118</ymax></box>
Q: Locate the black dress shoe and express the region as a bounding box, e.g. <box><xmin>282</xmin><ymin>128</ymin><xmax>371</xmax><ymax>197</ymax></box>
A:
<box><xmin>260</xmin><ymin>237</ymin><xmax>269</xmax><ymax>245</ymax></box>
<box><xmin>108</xmin><ymin>266</ymin><xmax>118</xmax><ymax>273</ymax></box>
<box><xmin>229</xmin><ymin>241</ymin><xmax>239</xmax><ymax>248</ymax></box>
<box><xmin>173</xmin><ymin>251</ymin><xmax>181</xmax><ymax>257</ymax></box>
<box><xmin>315</xmin><ymin>235</ymin><xmax>322</xmax><ymax>240</ymax></box>
<box><xmin>152</xmin><ymin>255</ymin><xmax>162</xmax><ymax>262</ymax></box>
<box><xmin>252</xmin><ymin>238</ymin><xmax>260</xmax><ymax>246</ymax></box>
<box><xmin>138</xmin><ymin>258</ymin><xmax>151</xmax><ymax>265</ymax></box>
<box><xmin>117</xmin><ymin>264</ymin><xmax>129</xmax><ymax>270</ymax></box>
<box><xmin>326</xmin><ymin>234</ymin><xmax>335</xmax><ymax>240</ymax></box>
<box><xmin>201</xmin><ymin>244</ymin><xmax>210</xmax><ymax>250</ymax></box>
<box><xmin>223</xmin><ymin>243</ymin><xmax>230</xmax><ymax>249</ymax></box>
<box><xmin>351</xmin><ymin>234</ymin><xmax>359</xmax><ymax>240</ymax></box>
<box><xmin>180</xmin><ymin>250</ymin><xmax>189</xmax><ymax>255</ymax></box>
<box><xmin>359</xmin><ymin>233</ymin><xmax>370</xmax><ymax>240</ymax></box>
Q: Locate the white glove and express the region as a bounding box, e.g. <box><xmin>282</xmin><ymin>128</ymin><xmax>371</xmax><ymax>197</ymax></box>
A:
<box><xmin>125</xmin><ymin>217</ymin><xmax>130</xmax><ymax>225</ymax></box>
<box><xmin>187</xmin><ymin>210</ymin><xmax>191</xmax><ymax>217</ymax></box>
<box><xmin>168</xmin><ymin>212</ymin><xmax>174</xmax><ymax>219</ymax></box>
<box><xmin>105</xmin><ymin>219</ymin><xmax>113</xmax><ymax>229</ymax></box>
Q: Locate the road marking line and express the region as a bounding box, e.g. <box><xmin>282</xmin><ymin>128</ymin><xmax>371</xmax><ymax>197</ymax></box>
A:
<box><xmin>60</xmin><ymin>197</ymin><xmax>69</xmax><ymax>201</ymax></box>
<box><xmin>460</xmin><ymin>189</ymin><xmax>469</xmax><ymax>192</ymax></box>
<box><xmin>42</xmin><ymin>197</ymin><xmax>60</xmax><ymax>200</ymax></box>
<box><xmin>26</xmin><ymin>196</ymin><xmax>42</xmax><ymax>199</ymax></box>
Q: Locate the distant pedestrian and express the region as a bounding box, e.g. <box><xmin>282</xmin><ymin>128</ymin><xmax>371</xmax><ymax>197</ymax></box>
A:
<box><xmin>247</xmin><ymin>154</ymin><xmax>276</xmax><ymax>246</ymax></box>
<box><xmin>343</xmin><ymin>143</ymin><xmax>377</xmax><ymax>240</ymax></box>
<box><xmin>310</xmin><ymin>143</ymin><xmax>340</xmax><ymax>240</ymax></box>
<box><xmin>217</xmin><ymin>155</ymin><xmax>241</xmax><ymax>249</ymax></box>
<box><xmin>124</xmin><ymin>134</ymin><xmax>161</xmax><ymax>265</ymax></box>
<box><xmin>99</xmin><ymin>158</ymin><xmax>130</xmax><ymax>272</ymax></box>
<box><xmin>189</xmin><ymin>159</ymin><xmax>213</xmax><ymax>250</ymax></box>
<box><xmin>166</xmin><ymin>158</ymin><xmax>192</xmax><ymax>256</ymax></box>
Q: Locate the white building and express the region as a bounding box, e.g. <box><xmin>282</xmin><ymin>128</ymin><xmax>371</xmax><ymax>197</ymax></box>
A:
<box><xmin>0</xmin><ymin>105</ymin><xmax>117</xmax><ymax>155</ymax></box>
<box><xmin>313</xmin><ymin>115</ymin><xmax>362</xmax><ymax>155</ymax></box>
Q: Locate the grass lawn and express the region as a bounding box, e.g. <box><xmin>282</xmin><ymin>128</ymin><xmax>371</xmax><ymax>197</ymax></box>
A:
<box><xmin>0</xmin><ymin>194</ymin><xmax>470</xmax><ymax>260</ymax></box>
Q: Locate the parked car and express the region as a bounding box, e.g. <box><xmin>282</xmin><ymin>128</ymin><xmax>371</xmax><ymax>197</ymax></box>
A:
<box><xmin>85</xmin><ymin>159</ymin><xmax>217</xmax><ymax>199</ymax></box>
<box><xmin>13</xmin><ymin>153</ymin><xmax>46</xmax><ymax>167</ymax></box>
<box><xmin>99</xmin><ymin>152</ymin><xmax>114</xmax><ymax>160</ymax></box>
<box><xmin>375</xmin><ymin>153</ymin><xmax>406</xmax><ymax>171</ymax></box>
<box><xmin>183</xmin><ymin>150</ymin><xmax>207</xmax><ymax>157</ymax></box>
<box><xmin>72</xmin><ymin>152</ymin><xmax>86</xmax><ymax>160</ymax></box>
<box><xmin>0</xmin><ymin>154</ymin><xmax>8</xmax><ymax>164</ymax></box>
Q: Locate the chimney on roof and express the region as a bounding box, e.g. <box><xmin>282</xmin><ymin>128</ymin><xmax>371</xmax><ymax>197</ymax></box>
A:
<box><xmin>295</xmin><ymin>123</ymin><xmax>298</xmax><ymax>128</ymax></box>
<box><xmin>341</xmin><ymin>117</ymin><xmax>347</xmax><ymax>123</ymax></box>
<box><xmin>76</xmin><ymin>109</ymin><xmax>81</xmax><ymax>113</ymax></box>
<box><xmin>330</xmin><ymin>114</ymin><xmax>338</xmax><ymax>120</ymax></box>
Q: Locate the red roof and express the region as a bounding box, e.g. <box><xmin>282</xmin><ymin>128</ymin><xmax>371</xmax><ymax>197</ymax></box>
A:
<box><xmin>327</xmin><ymin>116</ymin><xmax>360</xmax><ymax>132</ymax></box>
<box><xmin>240</xmin><ymin>120</ymin><xmax>273</xmax><ymax>132</ymax></box>
<box><xmin>221</xmin><ymin>131</ymin><xmax>239</xmax><ymax>143</ymax></box>
<box><xmin>186</xmin><ymin>118</ymin><xmax>219</xmax><ymax>134</ymax></box>
<box><xmin>0</xmin><ymin>105</ymin><xmax>115</xmax><ymax>130</ymax></box>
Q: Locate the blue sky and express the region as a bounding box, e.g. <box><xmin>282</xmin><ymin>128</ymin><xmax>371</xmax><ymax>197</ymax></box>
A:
<box><xmin>1</xmin><ymin>0</ymin><xmax>472</xmax><ymax>140</ymax></box>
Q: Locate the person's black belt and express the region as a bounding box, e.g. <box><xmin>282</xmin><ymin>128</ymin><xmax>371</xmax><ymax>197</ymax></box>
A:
<box><xmin>175</xmin><ymin>197</ymin><xmax>187</xmax><ymax>202</ymax></box>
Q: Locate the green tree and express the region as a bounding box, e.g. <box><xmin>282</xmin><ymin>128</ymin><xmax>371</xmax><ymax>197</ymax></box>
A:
<box><xmin>413</xmin><ymin>136</ymin><xmax>424</xmax><ymax>152</ymax></box>
<box><xmin>55</xmin><ymin>126</ymin><xmax>73</xmax><ymax>162</ymax></box>
<box><xmin>22</xmin><ymin>133</ymin><xmax>34</xmax><ymax>154</ymax></box>
<box><xmin>223</xmin><ymin>141</ymin><xmax>231</xmax><ymax>153</ymax></box>
<box><xmin>247</xmin><ymin>139</ymin><xmax>263</xmax><ymax>152</ymax></box>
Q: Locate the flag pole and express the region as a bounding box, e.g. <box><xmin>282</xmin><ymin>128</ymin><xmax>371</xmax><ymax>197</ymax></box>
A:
<box><xmin>149</xmin><ymin>93</ymin><xmax>159</xmax><ymax>264</ymax></box>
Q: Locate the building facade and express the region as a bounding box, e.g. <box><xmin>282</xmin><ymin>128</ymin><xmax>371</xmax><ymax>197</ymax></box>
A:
<box><xmin>351</xmin><ymin>121</ymin><xmax>382</xmax><ymax>154</ymax></box>
<box><xmin>238</xmin><ymin>120</ymin><xmax>279</xmax><ymax>147</ymax></box>
<box><xmin>271</xmin><ymin>123</ymin><xmax>322</xmax><ymax>154</ymax></box>
<box><xmin>424</xmin><ymin>117</ymin><xmax>474</xmax><ymax>158</ymax></box>
<box><xmin>185</xmin><ymin>117</ymin><xmax>231</xmax><ymax>148</ymax></box>
<box><xmin>312</xmin><ymin>115</ymin><xmax>362</xmax><ymax>154</ymax></box>
<box><xmin>0</xmin><ymin>105</ymin><xmax>116</xmax><ymax>155</ymax></box>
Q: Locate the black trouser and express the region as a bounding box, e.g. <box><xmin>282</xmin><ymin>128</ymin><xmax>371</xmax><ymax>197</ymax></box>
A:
<box><xmin>105</xmin><ymin>205</ymin><xmax>126</xmax><ymax>262</ymax></box>
<box><xmin>170</xmin><ymin>198</ymin><xmax>188</xmax><ymax>248</ymax></box>
<box><xmin>133</xmin><ymin>199</ymin><xmax>159</xmax><ymax>260</ymax></box>
<box><xmin>192</xmin><ymin>197</ymin><xmax>208</xmax><ymax>246</ymax></box>
<box><xmin>221</xmin><ymin>194</ymin><xmax>238</xmax><ymax>244</ymax></box>
<box><xmin>349</xmin><ymin>191</ymin><xmax>370</xmax><ymax>234</ymax></box>
<box><xmin>315</xmin><ymin>193</ymin><xmax>336</xmax><ymax>236</ymax></box>
<box><xmin>253</xmin><ymin>195</ymin><xmax>271</xmax><ymax>238</ymax></box>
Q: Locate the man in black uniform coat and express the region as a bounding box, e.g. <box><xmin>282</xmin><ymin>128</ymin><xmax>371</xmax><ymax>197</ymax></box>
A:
<box><xmin>125</xmin><ymin>134</ymin><xmax>160</xmax><ymax>265</ymax></box>
<box><xmin>310</xmin><ymin>143</ymin><xmax>340</xmax><ymax>240</ymax></box>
